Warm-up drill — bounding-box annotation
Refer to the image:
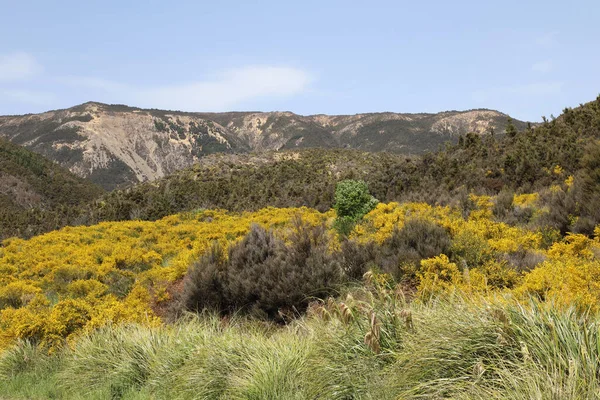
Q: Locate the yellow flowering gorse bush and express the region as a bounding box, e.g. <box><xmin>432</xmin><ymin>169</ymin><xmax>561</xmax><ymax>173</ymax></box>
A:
<box><xmin>0</xmin><ymin>207</ymin><xmax>331</xmax><ymax>350</ymax></box>
<box><xmin>1</xmin><ymin>196</ymin><xmax>599</xmax><ymax>351</ymax></box>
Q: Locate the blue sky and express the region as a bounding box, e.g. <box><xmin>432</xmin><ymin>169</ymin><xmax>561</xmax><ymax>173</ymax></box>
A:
<box><xmin>0</xmin><ymin>0</ymin><xmax>598</xmax><ymax>121</ymax></box>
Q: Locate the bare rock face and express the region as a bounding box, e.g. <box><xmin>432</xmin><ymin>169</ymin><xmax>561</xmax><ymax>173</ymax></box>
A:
<box><xmin>0</xmin><ymin>102</ymin><xmax>528</xmax><ymax>189</ymax></box>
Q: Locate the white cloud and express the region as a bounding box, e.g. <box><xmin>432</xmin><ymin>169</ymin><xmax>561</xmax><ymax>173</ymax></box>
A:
<box><xmin>472</xmin><ymin>81</ymin><xmax>563</xmax><ymax>103</ymax></box>
<box><xmin>134</xmin><ymin>66</ymin><xmax>312</xmax><ymax>111</ymax></box>
<box><xmin>0</xmin><ymin>53</ymin><xmax>42</xmax><ymax>82</ymax></box>
<box><xmin>1</xmin><ymin>89</ymin><xmax>56</xmax><ymax>105</ymax></box>
<box><xmin>531</xmin><ymin>60</ymin><xmax>553</xmax><ymax>73</ymax></box>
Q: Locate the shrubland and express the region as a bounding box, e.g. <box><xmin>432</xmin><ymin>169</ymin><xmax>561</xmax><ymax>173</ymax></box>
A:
<box><xmin>1</xmin><ymin>97</ymin><xmax>600</xmax><ymax>398</ymax></box>
<box><xmin>0</xmin><ymin>207</ymin><xmax>331</xmax><ymax>350</ymax></box>
<box><xmin>0</xmin><ymin>137</ymin><xmax>103</xmax><ymax>240</ymax></box>
<box><xmin>1</xmin><ymin>186</ymin><xmax>600</xmax><ymax>397</ymax></box>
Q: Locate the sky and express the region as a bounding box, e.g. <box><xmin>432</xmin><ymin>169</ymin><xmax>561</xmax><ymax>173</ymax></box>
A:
<box><xmin>0</xmin><ymin>0</ymin><xmax>598</xmax><ymax>121</ymax></box>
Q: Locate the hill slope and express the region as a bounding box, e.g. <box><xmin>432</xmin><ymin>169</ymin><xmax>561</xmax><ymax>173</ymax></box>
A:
<box><xmin>0</xmin><ymin>102</ymin><xmax>528</xmax><ymax>189</ymax></box>
<box><xmin>1</xmin><ymin>96</ymin><xmax>597</xmax><ymax>239</ymax></box>
<box><xmin>86</xmin><ymin>96</ymin><xmax>600</xmax><ymax>233</ymax></box>
<box><xmin>0</xmin><ymin>138</ymin><xmax>103</xmax><ymax>239</ymax></box>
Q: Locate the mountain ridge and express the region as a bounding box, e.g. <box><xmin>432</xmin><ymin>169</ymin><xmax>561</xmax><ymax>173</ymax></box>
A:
<box><xmin>0</xmin><ymin>102</ymin><xmax>529</xmax><ymax>190</ymax></box>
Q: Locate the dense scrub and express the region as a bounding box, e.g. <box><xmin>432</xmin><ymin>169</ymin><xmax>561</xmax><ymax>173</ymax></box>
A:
<box><xmin>2</xmin><ymin>96</ymin><xmax>600</xmax><ymax>242</ymax></box>
<box><xmin>0</xmin><ymin>137</ymin><xmax>103</xmax><ymax>240</ymax></box>
<box><xmin>2</xmin><ymin>195</ymin><xmax>600</xmax><ymax>351</ymax></box>
<box><xmin>1</xmin><ymin>97</ymin><xmax>600</xmax><ymax>398</ymax></box>
<box><xmin>0</xmin><ymin>192</ymin><xmax>599</xmax><ymax>398</ymax></box>
<box><xmin>181</xmin><ymin>222</ymin><xmax>343</xmax><ymax>319</ymax></box>
<box><xmin>0</xmin><ymin>207</ymin><xmax>331</xmax><ymax>349</ymax></box>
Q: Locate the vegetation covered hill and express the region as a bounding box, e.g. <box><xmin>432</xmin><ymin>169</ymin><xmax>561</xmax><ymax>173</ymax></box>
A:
<box><xmin>87</xmin><ymin>96</ymin><xmax>600</xmax><ymax>235</ymax></box>
<box><xmin>0</xmin><ymin>138</ymin><xmax>103</xmax><ymax>240</ymax></box>
<box><xmin>1</xmin><ymin>96</ymin><xmax>598</xmax><ymax>242</ymax></box>
<box><xmin>0</xmin><ymin>102</ymin><xmax>528</xmax><ymax>189</ymax></box>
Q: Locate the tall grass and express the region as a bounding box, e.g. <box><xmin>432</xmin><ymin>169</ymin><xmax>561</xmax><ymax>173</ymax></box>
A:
<box><xmin>2</xmin><ymin>291</ymin><xmax>600</xmax><ymax>399</ymax></box>
<box><xmin>463</xmin><ymin>302</ymin><xmax>600</xmax><ymax>399</ymax></box>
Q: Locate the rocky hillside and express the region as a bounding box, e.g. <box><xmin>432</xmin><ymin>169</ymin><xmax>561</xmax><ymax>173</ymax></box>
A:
<box><xmin>0</xmin><ymin>102</ymin><xmax>528</xmax><ymax>189</ymax></box>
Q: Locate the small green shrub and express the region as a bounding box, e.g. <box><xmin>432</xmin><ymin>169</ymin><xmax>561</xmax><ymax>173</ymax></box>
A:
<box><xmin>333</xmin><ymin>180</ymin><xmax>378</xmax><ymax>235</ymax></box>
<box><xmin>332</xmin><ymin>215</ymin><xmax>356</xmax><ymax>237</ymax></box>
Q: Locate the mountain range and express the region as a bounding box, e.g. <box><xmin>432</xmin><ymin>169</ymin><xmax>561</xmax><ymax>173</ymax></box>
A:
<box><xmin>0</xmin><ymin>102</ymin><xmax>528</xmax><ymax>189</ymax></box>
